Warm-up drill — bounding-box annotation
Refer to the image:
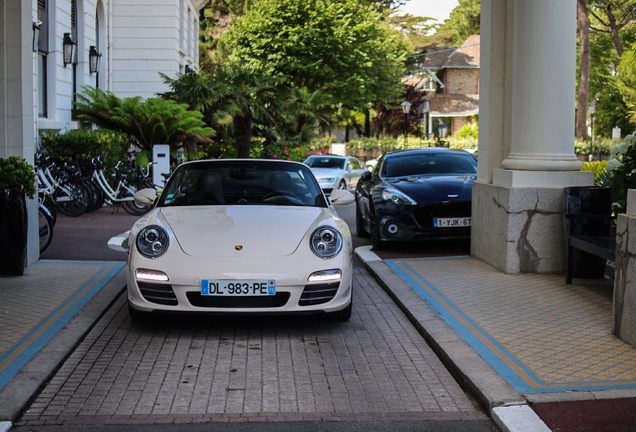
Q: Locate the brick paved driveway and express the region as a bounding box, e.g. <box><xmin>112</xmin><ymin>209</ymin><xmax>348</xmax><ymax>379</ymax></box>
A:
<box><xmin>17</xmin><ymin>260</ymin><xmax>492</xmax><ymax>428</ymax></box>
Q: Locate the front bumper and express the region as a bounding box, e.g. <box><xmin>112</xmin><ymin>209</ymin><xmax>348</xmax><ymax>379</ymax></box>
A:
<box><xmin>127</xmin><ymin>253</ymin><xmax>353</xmax><ymax>316</ymax></box>
<box><xmin>376</xmin><ymin>201</ymin><xmax>472</xmax><ymax>241</ymax></box>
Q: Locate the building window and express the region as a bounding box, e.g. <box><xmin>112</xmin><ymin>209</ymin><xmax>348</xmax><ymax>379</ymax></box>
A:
<box><xmin>37</xmin><ymin>0</ymin><xmax>48</xmax><ymax>118</ymax></box>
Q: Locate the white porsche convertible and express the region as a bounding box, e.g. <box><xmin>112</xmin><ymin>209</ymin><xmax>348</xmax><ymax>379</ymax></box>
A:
<box><xmin>126</xmin><ymin>159</ymin><xmax>355</xmax><ymax>321</ymax></box>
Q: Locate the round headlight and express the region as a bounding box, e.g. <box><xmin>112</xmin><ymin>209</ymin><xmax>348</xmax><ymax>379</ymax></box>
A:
<box><xmin>310</xmin><ymin>226</ymin><xmax>343</xmax><ymax>259</ymax></box>
<box><xmin>136</xmin><ymin>225</ymin><xmax>169</xmax><ymax>258</ymax></box>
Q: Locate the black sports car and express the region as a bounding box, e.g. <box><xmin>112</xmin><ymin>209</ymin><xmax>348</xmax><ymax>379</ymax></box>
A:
<box><xmin>354</xmin><ymin>148</ymin><xmax>477</xmax><ymax>249</ymax></box>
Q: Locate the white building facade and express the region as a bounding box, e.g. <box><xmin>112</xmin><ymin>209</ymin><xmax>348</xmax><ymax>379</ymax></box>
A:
<box><xmin>1</xmin><ymin>0</ymin><xmax>205</xmax><ymax>266</ymax></box>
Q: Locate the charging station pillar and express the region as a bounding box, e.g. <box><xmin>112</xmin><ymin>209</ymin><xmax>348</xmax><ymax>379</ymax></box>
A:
<box><xmin>152</xmin><ymin>145</ymin><xmax>171</xmax><ymax>187</ymax></box>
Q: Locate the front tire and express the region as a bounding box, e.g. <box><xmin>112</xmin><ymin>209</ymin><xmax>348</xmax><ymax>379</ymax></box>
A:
<box><xmin>330</xmin><ymin>299</ymin><xmax>352</xmax><ymax>321</ymax></box>
<box><xmin>355</xmin><ymin>200</ymin><xmax>369</xmax><ymax>238</ymax></box>
<box><xmin>128</xmin><ymin>302</ymin><xmax>150</xmax><ymax>322</ymax></box>
<box><xmin>338</xmin><ymin>180</ymin><xmax>346</xmax><ymax>190</ymax></box>
<box><xmin>370</xmin><ymin>211</ymin><xmax>384</xmax><ymax>250</ymax></box>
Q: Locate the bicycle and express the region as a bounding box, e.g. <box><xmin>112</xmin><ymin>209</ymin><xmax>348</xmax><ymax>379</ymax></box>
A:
<box><xmin>89</xmin><ymin>156</ymin><xmax>154</xmax><ymax>216</ymax></box>
<box><xmin>35</xmin><ymin>154</ymin><xmax>91</xmax><ymax>217</ymax></box>
<box><xmin>38</xmin><ymin>201</ymin><xmax>54</xmax><ymax>253</ymax></box>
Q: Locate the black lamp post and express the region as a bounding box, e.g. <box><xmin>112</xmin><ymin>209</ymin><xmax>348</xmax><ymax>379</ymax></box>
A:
<box><xmin>420</xmin><ymin>99</ymin><xmax>430</xmax><ymax>143</ymax></box>
<box><xmin>63</xmin><ymin>33</ymin><xmax>76</xmax><ymax>66</ymax></box>
<box><xmin>589</xmin><ymin>101</ymin><xmax>596</xmax><ymax>161</ymax></box>
<box><xmin>400</xmin><ymin>100</ymin><xmax>412</xmax><ymax>145</ymax></box>
<box><xmin>437</xmin><ymin>120</ymin><xmax>448</xmax><ymax>147</ymax></box>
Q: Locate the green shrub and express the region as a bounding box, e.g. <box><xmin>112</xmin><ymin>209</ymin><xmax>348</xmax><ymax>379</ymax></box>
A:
<box><xmin>574</xmin><ymin>137</ymin><xmax>615</xmax><ymax>156</ymax></box>
<box><xmin>0</xmin><ymin>156</ymin><xmax>36</xmax><ymax>199</ymax></box>
<box><xmin>606</xmin><ymin>132</ymin><xmax>636</xmax><ymax>213</ymax></box>
<box><xmin>581</xmin><ymin>161</ymin><xmax>608</xmax><ymax>185</ymax></box>
<box><xmin>39</xmin><ymin>129</ymin><xmax>132</xmax><ymax>172</ymax></box>
<box><xmin>455</xmin><ymin>123</ymin><xmax>479</xmax><ymax>139</ymax></box>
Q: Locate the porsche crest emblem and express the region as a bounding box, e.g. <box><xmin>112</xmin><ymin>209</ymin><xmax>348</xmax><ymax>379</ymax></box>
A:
<box><xmin>235</xmin><ymin>245</ymin><xmax>243</xmax><ymax>251</ymax></box>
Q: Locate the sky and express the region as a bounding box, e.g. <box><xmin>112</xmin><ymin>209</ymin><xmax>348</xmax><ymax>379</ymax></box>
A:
<box><xmin>398</xmin><ymin>0</ymin><xmax>459</xmax><ymax>23</ymax></box>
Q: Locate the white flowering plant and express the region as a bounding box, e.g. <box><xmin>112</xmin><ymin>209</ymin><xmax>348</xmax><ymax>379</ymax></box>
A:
<box><xmin>606</xmin><ymin>132</ymin><xmax>636</xmax><ymax>213</ymax></box>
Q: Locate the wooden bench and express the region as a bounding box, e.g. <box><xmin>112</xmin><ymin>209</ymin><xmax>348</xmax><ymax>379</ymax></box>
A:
<box><xmin>565</xmin><ymin>212</ymin><xmax>615</xmax><ymax>284</ymax></box>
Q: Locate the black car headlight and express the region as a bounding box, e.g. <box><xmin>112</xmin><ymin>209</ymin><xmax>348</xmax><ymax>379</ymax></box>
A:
<box><xmin>310</xmin><ymin>226</ymin><xmax>343</xmax><ymax>259</ymax></box>
<box><xmin>136</xmin><ymin>225</ymin><xmax>169</xmax><ymax>258</ymax></box>
<box><xmin>381</xmin><ymin>188</ymin><xmax>417</xmax><ymax>205</ymax></box>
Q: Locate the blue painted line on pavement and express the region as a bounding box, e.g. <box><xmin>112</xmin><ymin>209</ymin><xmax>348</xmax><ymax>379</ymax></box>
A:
<box><xmin>0</xmin><ymin>262</ymin><xmax>125</xmax><ymax>392</ymax></box>
<box><xmin>385</xmin><ymin>258</ymin><xmax>636</xmax><ymax>393</ymax></box>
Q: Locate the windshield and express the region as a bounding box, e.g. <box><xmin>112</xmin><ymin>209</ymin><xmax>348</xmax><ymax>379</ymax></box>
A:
<box><xmin>383</xmin><ymin>153</ymin><xmax>477</xmax><ymax>177</ymax></box>
<box><xmin>304</xmin><ymin>156</ymin><xmax>346</xmax><ymax>169</ymax></box>
<box><xmin>158</xmin><ymin>160</ymin><xmax>327</xmax><ymax>207</ymax></box>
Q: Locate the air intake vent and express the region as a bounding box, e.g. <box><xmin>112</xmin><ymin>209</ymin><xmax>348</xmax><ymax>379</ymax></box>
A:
<box><xmin>138</xmin><ymin>282</ymin><xmax>178</xmax><ymax>306</ymax></box>
<box><xmin>299</xmin><ymin>282</ymin><xmax>340</xmax><ymax>306</ymax></box>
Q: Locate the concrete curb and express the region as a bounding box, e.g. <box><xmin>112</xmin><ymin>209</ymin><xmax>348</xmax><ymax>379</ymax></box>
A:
<box><xmin>354</xmin><ymin>246</ymin><xmax>551</xmax><ymax>432</ymax></box>
<box><xmin>0</xmin><ymin>266</ymin><xmax>127</xmax><ymax>422</ymax></box>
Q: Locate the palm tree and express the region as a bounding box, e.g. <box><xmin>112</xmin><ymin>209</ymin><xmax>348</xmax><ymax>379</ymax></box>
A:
<box><xmin>74</xmin><ymin>86</ymin><xmax>214</xmax><ymax>155</ymax></box>
<box><xmin>162</xmin><ymin>67</ymin><xmax>284</xmax><ymax>158</ymax></box>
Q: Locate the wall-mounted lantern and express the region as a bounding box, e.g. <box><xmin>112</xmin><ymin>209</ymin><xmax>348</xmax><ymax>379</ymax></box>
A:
<box><xmin>89</xmin><ymin>46</ymin><xmax>101</xmax><ymax>74</ymax></box>
<box><xmin>63</xmin><ymin>33</ymin><xmax>76</xmax><ymax>66</ymax></box>
<box><xmin>32</xmin><ymin>20</ymin><xmax>42</xmax><ymax>52</ymax></box>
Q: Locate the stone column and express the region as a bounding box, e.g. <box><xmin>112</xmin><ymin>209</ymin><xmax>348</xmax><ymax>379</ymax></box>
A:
<box><xmin>472</xmin><ymin>0</ymin><xmax>593</xmax><ymax>274</ymax></box>
<box><xmin>614</xmin><ymin>190</ymin><xmax>636</xmax><ymax>347</ymax></box>
<box><xmin>0</xmin><ymin>0</ymin><xmax>39</xmax><ymax>265</ymax></box>
<box><xmin>502</xmin><ymin>1</ymin><xmax>581</xmax><ymax>172</ymax></box>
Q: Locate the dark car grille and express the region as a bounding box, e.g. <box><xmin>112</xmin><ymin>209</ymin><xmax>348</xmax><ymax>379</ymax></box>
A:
<box><xmin>186</xmin><ymin>292</ymin><xmax>290</xmax><ymax>308</ymax></box>
<box><xmin>138</xmin><ymin>282</ymin><xmax>178</xmax><ymax>306</ymax></box>
<box><xmin>299</xmin><ymin>282</ymin><xmax>340</xmax><ymax>306</ymax></box>
<box><xmin>412</xmin><ymin>201</ymin><xmax>472</xmax><ymax>229</ymax></box>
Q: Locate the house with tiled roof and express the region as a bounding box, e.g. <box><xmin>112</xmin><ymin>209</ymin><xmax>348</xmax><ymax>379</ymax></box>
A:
<box><xmin>413</xmin><ymin>35</ymin><xmax>480</xmax><ymax>137</ymax></box>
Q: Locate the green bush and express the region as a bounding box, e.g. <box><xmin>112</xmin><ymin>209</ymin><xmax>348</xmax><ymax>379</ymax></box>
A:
<box><xmin>0</xmin><ymin>156</ymin><xmax>36</xmax><ymax>199</ymax></box>
<box><xmin>574</xmin><ymin>137</ymin><xmax>615</xmax><ymax>156</ymax></box>
<box><xmin>345</xmin><ymin>135</ymin><xmax>478</xmax><ymax>155</ymax></box>
<box><xmin>39</xmin><ymin>129</ymin><xmax>132</xmax><ymax>172</ymax></box>
<box><xmin>455</xmin><ymin>123</ymin><xmax>479</xmax><ymax>139</ymax></box>
<box><xmin>581</xmin><ymin>161</ymin><xmax>608</xmax><ymax>186</ymax></box>
<box><xmin>606</xmin><ymin>132</ymin><xmax>636</xmax><ymax>213</ymax></box>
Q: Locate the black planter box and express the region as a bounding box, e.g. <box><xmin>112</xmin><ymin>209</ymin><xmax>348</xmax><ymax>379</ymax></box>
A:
<box><xmin>0</xmin><ymin>188</ymin><xmax>28</xmax><ymax>276</ymax></box>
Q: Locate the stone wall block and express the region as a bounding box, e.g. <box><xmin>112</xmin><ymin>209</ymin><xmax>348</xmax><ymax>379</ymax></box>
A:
<box><xmin>614</xmin><ymin>214</ymin><xmax>636</xmax><ymax>347</ymax></box>
<box><xmin>472</xmin><ymin>183</ymin><xmax>566</xmax><ymax>274</ymax></box>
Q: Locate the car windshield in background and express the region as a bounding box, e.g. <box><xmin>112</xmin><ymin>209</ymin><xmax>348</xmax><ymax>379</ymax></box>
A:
<box><xmin>158</xmin><ymin>160</ymin><xmax>326</xmax><ymax>208</ymax></box>
<box><xmin>304</xmin><ymin>156</ymin><xmax>346</xmax><ymax>169</ymax></box>
<box><xmin>383</xmin><ymin>153</ymin><xmax>477</xmax><ymax>178</ymax></box>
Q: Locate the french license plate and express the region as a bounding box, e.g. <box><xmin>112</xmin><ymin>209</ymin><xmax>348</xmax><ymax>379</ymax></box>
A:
<box><xmin>433</xmin><ymin>217</ymin><xmax>471</xmax><ymax>228</ymax></box>
<box><xmin>201</xmin><ymin>279</ymin><xmax>276</xmax><ymax>296</ymax></box>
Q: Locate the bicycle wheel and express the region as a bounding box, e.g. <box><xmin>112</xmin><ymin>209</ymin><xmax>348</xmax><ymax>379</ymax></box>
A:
<box><xmin>40</xmin><ymin>194</ymin><xmax>57</xmax><ymax>226</ymax></box>
<box><xmin>54</xmin><ymin>179</ymin><xmax>91</xmax><ymax>216</ymax></box>
<box><xmin>86</xmin><ymin>179</ymin><xmax>105</xmax><ymax>212</ymax></box>
<box><xmin>39</xmin><ymin>205</ymin><xmax>54</xmax><ymax>253</ymax></box>
<box><xmin>121</xmin><ymin>180</ymin><xmax>154</xmax><ymax>216</ymax></box>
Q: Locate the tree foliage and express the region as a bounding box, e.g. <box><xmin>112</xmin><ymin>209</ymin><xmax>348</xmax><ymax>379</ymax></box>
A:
<box><xmin>433</xmin><ymin>0</ymin><xmax>480</xmax><ymax>46</ymax></box>
<box><xmin>580</xmin><ymin>0</ymin><xmax>636</xmax><ymax>139</ymax></box>
<box><xmin>218</xmin><ymin>0</ymin><xmax>407</xmax><ymax>110</ymax></box>
<box><xmin>74</xmin><ymin>87</ymin><xmax>214</xmax><ymax>154</ymax></box>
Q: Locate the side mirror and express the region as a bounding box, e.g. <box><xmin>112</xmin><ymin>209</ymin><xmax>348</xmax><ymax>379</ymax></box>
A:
<box><xmin>328</xmin><ymin>189</ymin><xmax>355</xmax><ymax>206</ymax></box>
<box><xmin>360</xmin><ymin>170</ymin><xmax>372</xmax><ymax>181</ymax></box>
<box><xmin>134</xmin><ymin>188</ymin><xmax>157</xmax><ymax>205</ymax></box>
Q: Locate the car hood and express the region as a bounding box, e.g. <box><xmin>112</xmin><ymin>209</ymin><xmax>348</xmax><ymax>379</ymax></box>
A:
<box><xmin>158</xmin><ymin>206</ymin><xmax>326</xmax><ymax>257</ymax></box>
<box><xmin>309</xmin><ymin>167</ymin><xmax>343</xmax><ymax>178</ymax></box>
<box><xmin>386</xmin><ymin>175</ymin><xmax>475</xmax><ymax>202</ymax></box>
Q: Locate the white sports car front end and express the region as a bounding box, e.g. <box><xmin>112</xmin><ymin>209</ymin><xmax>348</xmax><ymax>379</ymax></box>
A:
<box><xmin>127</xmin><ymin>159</ymin><xmax>355</xmax><ymax>321</ymax></box>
